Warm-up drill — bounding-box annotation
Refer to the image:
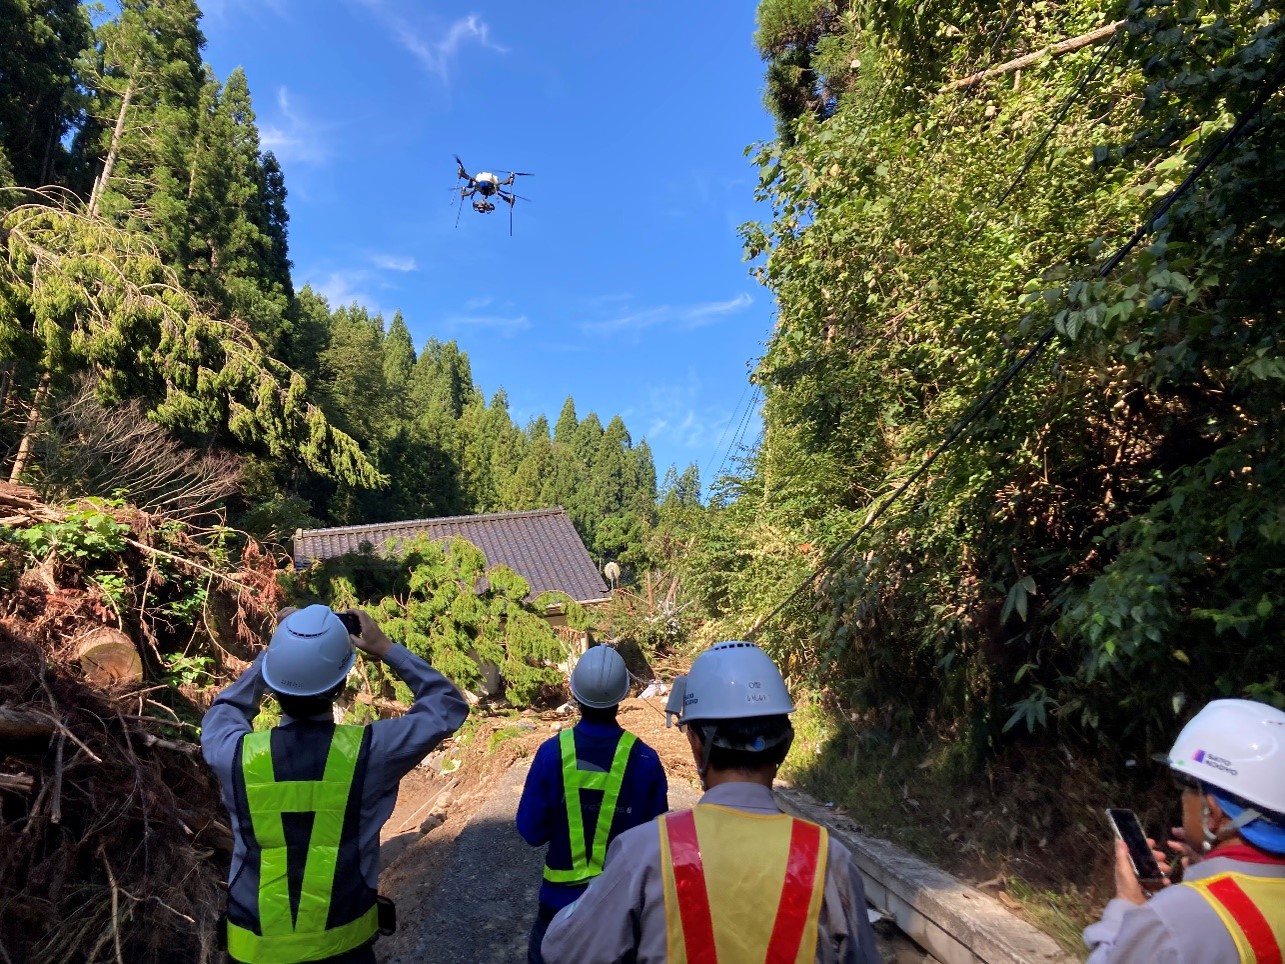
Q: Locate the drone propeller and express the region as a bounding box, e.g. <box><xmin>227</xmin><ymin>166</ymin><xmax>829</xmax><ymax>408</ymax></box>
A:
<box><xmin>453</xmin><ymin>154</ymin><xmax>470</xmax><ymax>180</ymax></box>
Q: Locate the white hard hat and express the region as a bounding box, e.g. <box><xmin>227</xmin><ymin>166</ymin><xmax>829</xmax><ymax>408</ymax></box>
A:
<box><xmin>262</xmin><ymin>605</ymin><xmax>356</xmax><ymax>697</ymax></box>
<box><xmin>1162</xmin><ymin>698</ymin><xmax>1285</xmax><ymax>818</ymax></box>
<box><xmin>570</xmin><ymin>645</ymin><xmax>630</xmax><ymax>709</ymax></box>
<box><xmin>664</xmin><ymin>641</ymin><xmax>794</xmax><ymax>728</ymax></box>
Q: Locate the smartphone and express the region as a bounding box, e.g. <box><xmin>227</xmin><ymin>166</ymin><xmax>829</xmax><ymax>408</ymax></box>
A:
<box><xmin>334</xmin><ymin>610</ymin><xmax>362</xmax><ymax>638</ymax></box>
<box><xmin>1105</xmin><ymin>808</ymin><xmax>1164</xmax><ymax>881</ymax></box>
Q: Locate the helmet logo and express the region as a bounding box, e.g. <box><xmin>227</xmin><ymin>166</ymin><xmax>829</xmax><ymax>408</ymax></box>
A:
<box><xmin>1194</xmin><ymin>749</ymin><xmax>1239</xmax><ymax>776</ymax></box>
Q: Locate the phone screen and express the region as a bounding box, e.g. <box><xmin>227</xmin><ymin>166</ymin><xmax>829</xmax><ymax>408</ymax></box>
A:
<box><xmin>1105</xmin><ymin>808</ymin><xmax>1163</xmax><ymax>881</ymax></box>
<box><xmin>334</xmin><ymin>610</ymin><xmax>361</xmax><ymax>638</ymax></box>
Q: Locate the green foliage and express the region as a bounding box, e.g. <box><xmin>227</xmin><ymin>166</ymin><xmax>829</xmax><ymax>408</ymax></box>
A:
<box><xmin>162</xmin><ymin>651</ymin><xmax>215</xmax><ymax>687</ymax></box>
<box><xmin>728</xmin><ymin>0</ymin><xmax>1285</xmax><ymax>753</ymax></box>
<box><xmin>287</xmin><ymin>534</ymin><xmax>584</xmax><ymax>707</ymax></box>
<box><xmin>0</xmin><ymin>0</ymin><xmax>663</xmax><ymax>579</ymax></box>
<box><xmin>10</xmin><ymin>501</ymin><xmax>130</xmax><ymax>563</ymax></box>
<box><xmin>0</xmin><ymin>199</ymin><xmax>382</xmax><ymax>489</ymax></box>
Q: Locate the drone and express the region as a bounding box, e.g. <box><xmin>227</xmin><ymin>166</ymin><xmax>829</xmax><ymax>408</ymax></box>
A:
<box><xmin>454</xmin><ymin>154</ymin><xmax>532</xmax><ymax>235</ymax></box>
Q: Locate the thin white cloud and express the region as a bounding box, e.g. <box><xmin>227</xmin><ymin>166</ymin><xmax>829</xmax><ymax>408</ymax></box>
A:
<box><xmin>465</xmin><ymin>295</ymin><xmax>494</xmax><ymax>310</ymax></box>
<box><xmin>683</xmin><ymin>293</ymin><xmax>753</xmax><ymax>326</ymax></box>
<box><xmin>353</xmin><ymin>1</ymin><xmax>505</xmax><ymax>81</ymax></box>
<box><xmin>370</xmin><ymin>253</ymin><xmax>418</xmax><ymax>272</ymax></box>
<box><xmin>579</xmin><ymin>293</ymin><xmax>754</xmax><ymax>337</ymax></box>
<box><xmin>443</xmin><ymin>313</ymin><xmax>531</xmax><ymax>337</ymax></box>
<box><xmin>311</xmin><ymin>271</ymin><xmax>381</xmax><ymax>313</ymax></box>
<box><xmin>260</xmin><ymin>87</ymin><xmax>330</xmax><ymax>166</ymax></box>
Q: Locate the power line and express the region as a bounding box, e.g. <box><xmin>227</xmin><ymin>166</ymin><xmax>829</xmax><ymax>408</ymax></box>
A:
<box><xmin>702</xmin><ymin>375</ymin><xmax>752</xmax><ymax>479</ymax></box>
<box><xmin>714</xmin><ymin>385</ymin><xmax>761</xmax><ymax>482</ymax></box>
<box><xmin>745</xmin><ymin>58</ymin><xmax>1285</xmax><ymax>643</ymax></box>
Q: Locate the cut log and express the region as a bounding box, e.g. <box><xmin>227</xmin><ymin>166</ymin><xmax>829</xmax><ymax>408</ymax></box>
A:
<box><xmin>75</xmin><ymin>628</ymin><xmax>143</xmax><ymax>685</ymax></box>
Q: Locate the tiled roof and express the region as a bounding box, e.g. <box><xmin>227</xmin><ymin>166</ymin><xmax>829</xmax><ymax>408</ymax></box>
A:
<box><xmin>291</xmin><ymin>507</ymin><xmax>610</xmax><ymax>604</ymax></box>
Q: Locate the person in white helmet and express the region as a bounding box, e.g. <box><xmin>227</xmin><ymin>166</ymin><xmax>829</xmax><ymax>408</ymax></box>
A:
<box><xmin>201</xmin><ymin>605</ymin><xmax>469</xmax><ymax>964</ymax></box>
<box><xmin>1084</xmin><ymin>698</ymin><xmax>1285</xmax><ymax>963</ymax></box>
<box><xmin>516</xmin><ymin>644</ymin><xmax>668</xmax><ymax>964</ymax></box>
<box><xmin>541</xmin><ymin>641</ymin><xmax>880</xmax><ymax>963</ymax></box>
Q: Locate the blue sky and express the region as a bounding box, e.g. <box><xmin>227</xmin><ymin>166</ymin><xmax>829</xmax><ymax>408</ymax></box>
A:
<box><xmin>197</xmin><ymin>0</ymin><xmax>772</xmax><ymax>489</ymax></box>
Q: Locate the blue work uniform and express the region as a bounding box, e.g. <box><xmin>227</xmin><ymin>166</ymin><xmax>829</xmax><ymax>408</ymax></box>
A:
<box><xmin>202</xmin><ymin>647</ymin><xmax>468</xmax><ymax>963</ymax></box>
<box><xmin>516</xmin><ymin>719</ymin><xmax>668</xmax><ymax>961</ymax></box>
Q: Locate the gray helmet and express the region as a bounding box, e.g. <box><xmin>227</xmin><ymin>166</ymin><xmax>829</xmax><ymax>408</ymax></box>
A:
<box><xmin>262</xmin><ymin>605</ymin><xmax>355</xmax><ymax>697</ymax></box>
<box><xmin>570</xmin><ymin>645</ymin><xmax>630</xmax><ymax>709</ymax></box>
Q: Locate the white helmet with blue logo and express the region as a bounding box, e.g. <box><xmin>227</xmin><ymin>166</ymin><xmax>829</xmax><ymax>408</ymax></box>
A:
<box><xmin>1162</xmin><ymin>698</ymin><xmax>1285</xmax><ymax>851</ymax></box>
<box><xmin>262</xmin><ymin>605</ymin><xmax>356</xmax><ymax>697</ymax></box>
<box><xmin>664</xmin><ymin>641</ymin><xmax>794</xmax><ymax>727</ymax></box>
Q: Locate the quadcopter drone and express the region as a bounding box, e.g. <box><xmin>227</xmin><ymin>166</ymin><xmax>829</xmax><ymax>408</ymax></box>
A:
<box><xmin>454</xmin><ymin>154</ymin><xmax>532</xmax><ymax>235</ymax></box>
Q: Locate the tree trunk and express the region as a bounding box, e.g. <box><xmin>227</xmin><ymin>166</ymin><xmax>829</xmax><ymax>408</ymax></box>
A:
<box><xmin>8</xmin><ymin>371</ymin><xmax>50</xmax><ymax>483</ymax></box>
<box><xmin>89</xmin><ymin>75</ymin><xmax>136</xmax><ymax>218</ymax></box>
<box><xmin>0</xmin><ymin>705</ymin><xmax>57</xmax><ymax>742</ymax></box>
<box><xmin>0</xmin><ymin>362</ymin><xmax>12</xmax><ymax>417</ymax></box>
<box><xmin>941</xmin><ymin>20</ymin><xmax>1126</xmax><ymax>93</ymax></box>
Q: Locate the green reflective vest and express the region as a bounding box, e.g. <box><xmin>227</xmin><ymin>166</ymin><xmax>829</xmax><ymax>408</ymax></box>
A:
<box><xmin>543</xmin><ymin>727</ymin><xmax>638</xmax><ymax>884</ymax></box>
<box><xmin>227</xmin><ymin>724</ymin><xmax>378</xmax><ymax>964</ymax></box>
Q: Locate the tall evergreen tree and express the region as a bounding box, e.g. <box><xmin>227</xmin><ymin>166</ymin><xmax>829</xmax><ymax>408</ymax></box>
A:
<box><xmin>383</xmin><ymin>311</ymin><xmax>415</xmax><ymax>393</ymax></box>
<box><xmin>408</xmin><ymin>338</ymin><xmax>475</xmax><ymax>418</ymax></box>
<box><xmin>527</xmin><ymin>413</ymin><xmax>550</xmax><ymax>443</ymax></box>
<box><xmin>82</xmin><ymin>0</ymin><xmax>206</xmax><ymax>266</ymax></box>
<box><xmin>553</xmin><ymin>396</ymin><xmax>578</xmax><ymax>445</ymax></box>
<box><xmin>0</xmin><ymin>0</ymin><xmax>92</xmax><ymax>187</ymax></box>
<box><xmin>185</xmin><ymin>67</ymin><xmax>289</xmax><ymax>347</ymax></box>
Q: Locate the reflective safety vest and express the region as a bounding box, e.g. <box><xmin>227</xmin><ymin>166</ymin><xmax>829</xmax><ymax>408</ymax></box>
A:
<box><xmin>543</xmin><ymin>727</ymin><xmax>637</xmax><ymax>884</ymax></box>
<box><xmin>659</xmin><ymin>804</ymin><xmax>828</xmax><ymax>964</ymax></box>
<box><xmin>227</xmin><ymin>723</ymin><xmax>378</xmax><ymax>964</ymax></box>
<box><xmin>1186</xmin><ymin>872</ymin><xmax>1285</xmax><ymax>964</ymax></box>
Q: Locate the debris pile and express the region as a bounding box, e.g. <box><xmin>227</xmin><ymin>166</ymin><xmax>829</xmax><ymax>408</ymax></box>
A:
<box><xmin>0</xmin><ymin>627</ymin><xmax>229</xmax><ymax>963</ymax></box>
<box><xmin>0</xmin><ymin>482</ymin><xmax>286</xmax><ymax>963</ymax></box>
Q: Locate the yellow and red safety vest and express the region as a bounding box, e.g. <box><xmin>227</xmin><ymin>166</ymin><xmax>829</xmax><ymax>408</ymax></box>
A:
<box><xmin>1186</xmin><ymin>871</ymin><xmax>1285</xmax><ymax>964</ymax></box>
<box><xmin>658</xmin><ymin>804</ymin><xmax>829</xmax><ymax>964</ymax></box>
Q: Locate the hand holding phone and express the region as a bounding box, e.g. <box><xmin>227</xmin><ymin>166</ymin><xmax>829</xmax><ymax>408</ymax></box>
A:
<box><xmin>334</xmin><ymin>610</ymin><xmax>362</xmax><ymax>638</ymax></box>
<box><xmin>1105</xmin><ymin>808</ymin><xmax>1165</xmax><ymax>882</ymax></box>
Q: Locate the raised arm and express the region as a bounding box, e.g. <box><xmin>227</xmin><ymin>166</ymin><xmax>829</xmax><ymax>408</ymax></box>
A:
<box><xmin>200</xmin><ymin>654</ymin><xmax>268</xmax><ymax>781</ymax></box>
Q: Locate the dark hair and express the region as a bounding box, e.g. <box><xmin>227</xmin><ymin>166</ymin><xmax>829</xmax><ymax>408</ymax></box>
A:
<box><xmin>577</xmin><ymin>702</ymin><xmax>619</xmax><ymax>725</ymax></box>
<box><xmin>699</xmin><ymin>716</ymin><xmax>793</xmax><ymax>773</ymax></box>
<box><xmin>275</xmin><ymin>682</ymin><xmax>344</xmax><ymax>720</ymax></box>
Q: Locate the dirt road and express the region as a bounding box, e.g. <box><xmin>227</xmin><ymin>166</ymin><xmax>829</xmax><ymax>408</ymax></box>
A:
<box><xmin>373</xmin><ymin>700</ymin><xmax>928</xmax><ymax>963</ymax></box>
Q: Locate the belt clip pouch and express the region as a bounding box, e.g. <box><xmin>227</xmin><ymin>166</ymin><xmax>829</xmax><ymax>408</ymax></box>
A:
<box><xmin>377</xmin><ymin>895</ymin><xmax>397</xmax><ymax>935</ymax></box>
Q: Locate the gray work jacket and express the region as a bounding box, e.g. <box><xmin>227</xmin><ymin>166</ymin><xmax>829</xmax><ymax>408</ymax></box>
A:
<box><xmin>1083</xmin><ymin>849</ymin><xmax>1285</xmax><ymax>963</ymax></box>
<box><xmin>541</xmin><ymin>781</ymin><xmax>882</xmax><ymax>964</ymax></box>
